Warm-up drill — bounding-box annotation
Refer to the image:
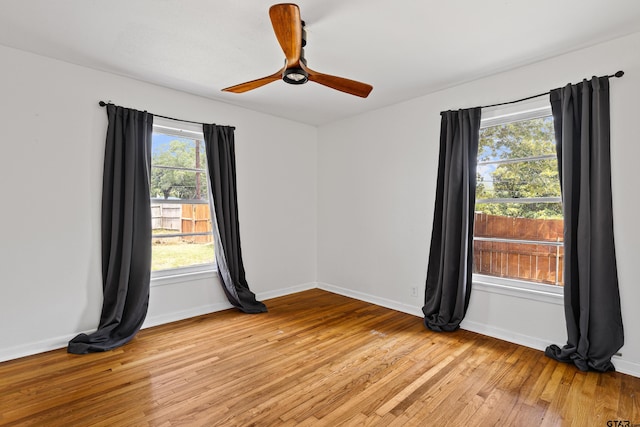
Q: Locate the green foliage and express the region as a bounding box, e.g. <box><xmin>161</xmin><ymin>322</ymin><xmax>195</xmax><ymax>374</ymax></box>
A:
<box><xmin>476</xmin><ymin>117</ymin><xmax>562</xmax><ymax>219</ymax></box>
<box><xmin>151</xmin><ymin>139</ymin><xmax>208</xmax><ymax>200</ymax></box>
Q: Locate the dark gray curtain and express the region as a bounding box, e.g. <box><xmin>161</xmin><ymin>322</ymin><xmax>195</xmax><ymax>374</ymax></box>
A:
<box><xmin>68</xmin><ymin>104</ymin><xmax>153</xmax><ymax>354</ymax></box>
<box><xmin>203</xmin><ymin>124</ymin><xmax>267</xmax><ymax>313</ymax></box>
<box><xmin>422</xmin><ymin>108</ymin><xmax>481</xmax><ymax>331</ymax></box>
<box><xmin>545</xmin><ymin>77</ymin><xmax>623</xmax><ymax>372</ymax></box>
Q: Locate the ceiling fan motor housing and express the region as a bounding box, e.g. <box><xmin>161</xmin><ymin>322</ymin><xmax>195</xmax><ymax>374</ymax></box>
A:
<box><xmin>283</xmin><ymin>67</ymin><xmax>308</xmax><ymax>84</ymax></box>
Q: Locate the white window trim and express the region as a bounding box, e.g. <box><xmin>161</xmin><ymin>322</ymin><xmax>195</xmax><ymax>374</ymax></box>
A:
<box><xmin>474</xmin><ymin>98</ymin><xmax>563</xmax><ymax>303</ymax></box>
<box><xmin>153</xmin><ymin>116</ymin><xmax>204</xmax><ymax>138</ymax></box>
<box><xmin>151</xmin><ymin>117</ymin><xmax>217</xmax><ymax>283</ymax></box>
<box><xmin>480</xmin><ymin>98</ymin><xmax>552</xmax><ymax>128</ymax></box>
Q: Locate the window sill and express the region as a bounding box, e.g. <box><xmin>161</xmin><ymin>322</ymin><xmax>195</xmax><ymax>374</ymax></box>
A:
<box><xmin>151</xmin><ymin>264</ymin><xmax>218</xmax><ymax>288</ymax></box>
<box><xmin>472</xmin><ymin>274</ymin><xmax>563</xmax><ymax>306</ymax></box>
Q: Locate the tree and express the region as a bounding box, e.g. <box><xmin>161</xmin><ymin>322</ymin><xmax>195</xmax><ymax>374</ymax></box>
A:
<box><xmin>476</xmin><ymin>117</ymin><xmax>562</xmax><ymax>219</ymax></box>
<box><xmin>151</xmin><ymin>139</ymin><xmax>207</xmax><ymax>200</ymax></box>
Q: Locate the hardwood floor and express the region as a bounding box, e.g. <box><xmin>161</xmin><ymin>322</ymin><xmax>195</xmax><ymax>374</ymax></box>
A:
<box><xmin>1</xmin><ymin>289</ymin><xmax>638</xmax><ymax>426</ymax></box>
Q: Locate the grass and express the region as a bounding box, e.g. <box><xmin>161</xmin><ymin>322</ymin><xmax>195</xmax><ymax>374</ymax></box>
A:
<box><xmin>151</xmin><ymin>241</ymin><xmax>214</xmax><ymax>271</ymax></box>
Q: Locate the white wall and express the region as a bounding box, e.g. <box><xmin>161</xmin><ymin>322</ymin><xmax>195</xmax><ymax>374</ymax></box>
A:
<box><xmin>317</xmin><ymin>32</ymin><xmax>640</xmax><ymax>377</ymax></box>
<box><xmin>0</xmin><ymin>45</ymin><xmax>318</xmax><ymax>361</ymax></box>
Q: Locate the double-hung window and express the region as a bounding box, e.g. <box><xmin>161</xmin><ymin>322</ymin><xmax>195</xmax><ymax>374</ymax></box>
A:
<box><xmin>473</xmin><ymin>103</ymin><xmax>564</xmax><ymax>291</ymax></box>
<box><xmin>150</xmin><ymin>118</ymin><xmax>214</xmax><ymax>274</ymax></box>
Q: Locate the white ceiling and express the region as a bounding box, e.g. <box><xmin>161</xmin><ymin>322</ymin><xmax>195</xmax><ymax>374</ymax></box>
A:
<box><xmin>1</xmin><ymin>1</ymin><xmax>639</xmax><ymax>126</ymax></box>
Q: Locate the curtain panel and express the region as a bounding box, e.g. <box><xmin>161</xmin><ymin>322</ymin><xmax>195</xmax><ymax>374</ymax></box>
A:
<box><xmin>68</xmin><ymin>104</ymin><xmax>153</xmax><ymax>354</ymax></box>
<box><xmin>422</xmin><ymin>108</ymin><xmax>481</xmax><ymax>332</ymax></box>
<box><xmin>545</xmin><ymin>77</ymin><xmax>624</xmax><ymax>372</ymax></box>
<box><xmin>203</xmin><ymin>124</ymin><xmax>267</xmax><ymax>313</ymax></box>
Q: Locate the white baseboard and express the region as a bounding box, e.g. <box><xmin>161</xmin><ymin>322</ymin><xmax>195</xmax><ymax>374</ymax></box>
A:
<box><xmin>0</xmin><ymin>330</ymin><xmax>91</xmax><ymax>363</ymax></box>
<box><xmin>317</xmin><ymin>282</ymin><xmax>424</xmax><ymax>318</ymax></box>
<box><xmin>144</xmin><ymin>282</ymin><xmax>319</xmax><ymax>329</ymax></box>
<box><xmin>460</xmin><ymin>319</ymin><xmax>552</xmax><ymax>353</ymax></box>
<box><xmin>141</xmin><ymin>301</ymin><xmax>234</xmax><ymax>329</ymax></box>
<box><xmin>611</xmin><ymin>358</ymin><xmax>640</xmax><ymax>378</ymax></box>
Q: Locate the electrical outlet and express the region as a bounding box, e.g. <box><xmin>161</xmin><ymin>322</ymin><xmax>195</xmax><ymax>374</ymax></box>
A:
<box><xmin>411</xmin><ymin>286</ymin><xmax>418</xmax><ymax>297</ymax></box>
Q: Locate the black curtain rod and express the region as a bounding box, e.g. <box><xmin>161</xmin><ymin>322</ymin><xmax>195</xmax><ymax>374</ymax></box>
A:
<box><xmin>101</xmin><ymin>70</ymin><xmax>624</xmax><ymax>121</ymax></box>
<box><xmin>475</xmin><ymin>70</ymin><xmax>624</xmax><ymax>110</ymax></box>
<box><xmin>98</xmin><ymin>101</ymin><xmax>235</xmax><ymax>129</ymax></box>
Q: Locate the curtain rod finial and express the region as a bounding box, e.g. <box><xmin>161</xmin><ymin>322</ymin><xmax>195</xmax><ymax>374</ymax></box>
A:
<box><xmin>614</xmin><ymin>70</ymin><xmax>624</xmax><ymax>78</ymax></box>
<box><xmin>99</xmin><ymin>101</ymin><xmax>107</xmax><ymax>107</ymax></box>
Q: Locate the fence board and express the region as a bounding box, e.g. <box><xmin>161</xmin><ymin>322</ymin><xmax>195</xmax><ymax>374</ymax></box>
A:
<box><xmin>151</xmin><ymin>204</ymin><xmax>181</xmax><ymax>231</ymax></box>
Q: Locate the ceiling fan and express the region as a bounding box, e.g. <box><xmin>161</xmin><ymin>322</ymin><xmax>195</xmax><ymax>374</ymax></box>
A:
<box><xmin>222</xmin><ymin>3</ymin><xmax>373</xmax><ymax>98</ymax></box>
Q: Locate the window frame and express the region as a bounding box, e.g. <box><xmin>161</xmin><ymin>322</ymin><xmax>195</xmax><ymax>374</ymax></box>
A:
<box><xmin>473</xmin><ymin>99</ymin><xmax>563</xmax><ymax>300</ymax></box>
<box><xmin>150</xmin><ymin>117</ymin><xmax>217</xmax><ymax>285</ymax></box>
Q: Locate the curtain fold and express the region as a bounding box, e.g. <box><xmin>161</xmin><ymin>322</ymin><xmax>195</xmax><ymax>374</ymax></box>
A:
<box><xmin>422</xmin><ymin>108</ymin><xmax>481</xmax><ymax>332</ymax></box>
<box><xmin>203</xmin><ymin>124</ymin><xmax>267</xmax><ymax>313</ymax></box>
<box><xmin>545</xmin><ymin>77</ymin><xmax>624</xmax><ymax>372</ymax></box>
<box><xmin>68</xmin><ymin>104</ymin><xmax>153</xmax><ymax>354</ymax></box>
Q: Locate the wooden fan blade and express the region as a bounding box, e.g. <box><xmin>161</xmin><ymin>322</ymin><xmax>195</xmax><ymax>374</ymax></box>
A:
<box><xmin>269</xmin><ymin>3</ymin><xmax>302</xmax><ymax>66</ymax></box>
<box><xmin>221</xmin><ymin>69</ymin><xmax>283</xmax><ymax>93</ymax></box>
<box><xmin>303</xmin><ymin>64</ymin><xmax>373</xmax><ymax>98</ymax></box>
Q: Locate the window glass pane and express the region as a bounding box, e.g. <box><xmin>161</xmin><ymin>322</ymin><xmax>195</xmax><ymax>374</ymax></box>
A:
<box><xmin>151</xmin><ymin>203</ymin><xmax>214</xmax><ymax>271</ymax></box>
<box><xmin>151</xmin><ymin>129</ymin><xmax>214</xmax><ymax>272</ymax></box>
<box><xmin>474</xmin><ymin>114</ymin><xmax>564</xmax><ymax>287</ymax></box>
<box><xmin>478</xmin><ymin>117</ymin><xmax>556</xmax><ymax>162</ymax></box>
<box><xmin>477</xmin><ymin>159</ymin><xmax>560</xmax><ymax>201</ymax></box>
<box><xmin>151</xmin><ymin>134</ymin><xmax>208</xmax><ymax>201</ymax></box>
<box><xmin>477</xmin><ymin>117</ymin><xmax>559</xmax><ymax>202</ymax></box>
<box><xmin>151</xmin><ymin>169</ymin><xmax>209</xmax><ymax>201</ymax></box>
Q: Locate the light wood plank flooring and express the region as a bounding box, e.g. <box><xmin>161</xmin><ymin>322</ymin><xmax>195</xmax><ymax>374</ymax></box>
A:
<box><xmin>1</xmin><ymin>289</ymin><xmax>638</xmax><ymax>426</ymax></box>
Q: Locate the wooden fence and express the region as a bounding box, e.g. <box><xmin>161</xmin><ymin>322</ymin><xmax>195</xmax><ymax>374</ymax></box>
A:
<box><xmin>151</xmin><ymin>204</ymin><xmax>181</xmax><ymax>231</ymax></box>
<box><xmin>473</xmin><ymin>212</ymin><xmax>564</xmax><ymax>286</ymax></box>
<box><xmin>181</xmin><ymin>204</ymin><xmax>213</xmax><ymax>244</ymax></box>
<box><xmin>151</xmin><ymin>203</ymin><xmax>212</xmax><ymax>244</ymax></box>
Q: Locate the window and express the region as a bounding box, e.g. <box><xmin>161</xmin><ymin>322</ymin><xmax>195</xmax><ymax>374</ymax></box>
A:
<box><xmin>473</xmin><ymin>104</ymin><xmax>563</xmax><ymax>289</ymax></box>
<box><xmin>151</xmin><ymin>119</ymin><xmax>214</xmax><ymax>272</ymax></box>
